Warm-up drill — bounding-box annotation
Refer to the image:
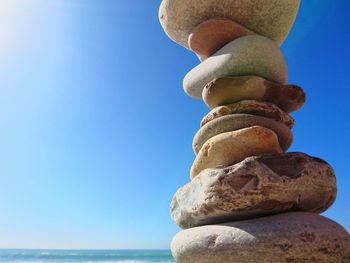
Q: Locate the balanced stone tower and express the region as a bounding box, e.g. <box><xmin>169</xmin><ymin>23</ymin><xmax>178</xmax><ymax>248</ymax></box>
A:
<box><xmin>159</xmin><ymin>1</ymin><xmax>350</xmax><ymax>262</ymax></box>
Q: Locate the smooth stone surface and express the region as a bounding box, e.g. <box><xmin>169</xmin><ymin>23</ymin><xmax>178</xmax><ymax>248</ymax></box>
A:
<box><xmin>201</xmin><ymin>100</ymin><xmax>295</xmax><ymax>129</ymax></box>
<box><xmin>193</xmin><ymin>114</ymin><xmax>292</xmax><ymax>154</ymax></box>
<box><xmin>172</xmin><ymin>152</ymin><xmax>337</xmax><ymax>229</ymax></box>
<box><xmin>183</xmin><ymin>36</ymin><xmax>288</xmax><ymax>99</ymax></box>
<box><xmin>171</xmin><ymin>213</ymin><xmax>350</xmax><ymax>263</ymax></box>
<box><xmin>202</xmin><ymin>76</ymin><xmax>306</xmax><ymax>112</ymax></box>
<box><xmin>190</xmin><ymin>126</ymin><xmax>282</xmax><ymax>179</ymax></box>
<box><xmin>188</xmin><ymin>18</ymin><xmax>254</xmax><ymax>61</ymax></box>
<box><xmin>159</xmin><ymin>0</ymin><xmax>300</xmax><ymax>48</ymax></box>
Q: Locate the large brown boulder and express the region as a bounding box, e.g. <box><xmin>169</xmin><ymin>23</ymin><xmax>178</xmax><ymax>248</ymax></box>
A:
<box><xmin>172</xmin><ymin>153</ymin><xmax>337</xmax><ymax>229</ymax></box>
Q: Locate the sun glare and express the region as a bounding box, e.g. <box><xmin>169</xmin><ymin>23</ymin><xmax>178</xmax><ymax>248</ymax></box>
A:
<box><xmin>0</xmin><ymin>0</ymin><xmax>35</xmax><ymax>57</ymax></box>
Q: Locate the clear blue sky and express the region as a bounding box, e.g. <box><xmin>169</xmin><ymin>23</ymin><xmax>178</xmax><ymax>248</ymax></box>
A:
<box><xmin>0</xmin><ymin>0</ymin><xmax>349</xmax><ymax>249</ymax></box>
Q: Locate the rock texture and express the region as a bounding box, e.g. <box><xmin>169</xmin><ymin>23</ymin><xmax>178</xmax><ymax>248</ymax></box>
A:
<box><xmin>188</xmin><ymin>18</ymin><xmax>254</xmax><ymax>61</ymax></box>
<box><xmin>193</xmin><ymin>114</ymin><xmax>293</xmax><ymax>153</ymax></box>
<box><xmin>172</xmin><ymin>153</ymin><xmax>336</xmax><ymax>229</ymax></box>
<box><xmin>159</xmin><ymin>0</ymin><xmax>301</xmax><ymax>49</ymax></box>
<box><xmin>201</xmin><ymin>100</ymin><xmax>295</xmax><ymax>128</ymax></box>
<box><xmin>158</xmin><ymin>1</ymin><xmax>348</xmax><ymax>262</ymax></box>
<box><xmin>190</xmin><ymin>126</ymin><xmax>282</xmax><ymax>179</ymax></box>
<box><xmin>171</xmin><ymin>212</ymin><xmax>350</xmax><ymax>263</ymax></box>
<box><xmin>183</xmin><ymin>36</ymin><xmax>288</xmax><ymax>99</ymax></box>
<box><xmin>202</xmin><ymin>76</ymin><xmax>306</xmax><ymax>112</ymax></box>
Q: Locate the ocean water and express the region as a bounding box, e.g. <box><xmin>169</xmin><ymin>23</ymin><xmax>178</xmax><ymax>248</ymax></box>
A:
<box><xmin>0</xmin><ymin>250</ymin><xmax>175</xmax><ymax>263</ymax></box>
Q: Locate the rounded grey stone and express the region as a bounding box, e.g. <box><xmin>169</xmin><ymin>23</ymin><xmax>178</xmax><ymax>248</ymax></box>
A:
<box><xmin>159</xmin><ymin>0</ymin><xmax>300</xmax><ymax>49</ymax></box>
<box><xmin>193</xmin><ymin>114</ymin><xmax>293</xmax><ymax>153</ymax></box>
<box><xmin>171</xmin><ymin>213</ymin><xmax>350</xmax><ymax>263</ymax></box>
<box><xmin>183</xmin><ymin>35</ymin><xmax>288</xmax><ymax>99</ymax></box>
<box><xmin>200</xmin><ymin>100</ymin><xmax>295</xmax><ymax>129</ymax></box>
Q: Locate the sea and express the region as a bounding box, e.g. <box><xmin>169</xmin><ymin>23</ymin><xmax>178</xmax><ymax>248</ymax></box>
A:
<box><xmin>0</xmin><ymin>250</ymin><xmax>175</xmax><ymax>263</ymax></box>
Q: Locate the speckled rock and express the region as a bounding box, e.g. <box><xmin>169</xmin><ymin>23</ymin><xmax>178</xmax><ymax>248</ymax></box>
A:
<box><xmin>201</xmin><ymin>100</ymin><xmax>295</xmax><ymax>129</ymax></box>
<box><xmin>172</xmin><ymin>153</ymin><xmax>336</xmax><ymax>229</ymax></box>
<box><xmin>202</xmin><ymin>76</ymin><xmax>306</xmax><ymax>112</ymax></box>
<box><xmin>188</xmin><ymin>18</ymin><xmax>254</xmax><ymax>61</ymax></box>
<box><xmin>171</xmin><ymin>212</ymin><xmax>350</xmax><ymax>263</ymax></box>
<box><xmin>183</xmin><ymin>36</ymin><xmax>288</xmax><ymax>99</ymax></box>
<box><xmin>190</xmin><ymin>126</ymin><xmax>282</xmax><ymax>179</ymax></box>
<box><xmin>193</xmin><ymin>114</ymin><xmax>293</xmax><ymax>153</ymax></box>
<box><xmin>159</xmin><ymin>0</ymin><xmax>300</xmax><ymax>49</ymax></box>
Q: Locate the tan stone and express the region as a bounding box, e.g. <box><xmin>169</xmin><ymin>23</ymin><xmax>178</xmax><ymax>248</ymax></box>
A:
<box><xmin>159</xmin><ymin>0</ymin><xmax>301</xmax><ymax>49</ymax></box>
<box><xmin>183</xmin><ymin>36</ymin><xmax>288</xmax><ymax>99</ymax></box>
<box><xmin>201</xmin><ymin>100</ymin><xmax>295</xmax><ymax>129</ymax></box>
<box><xmin>171</xmin><ymin>213</ymin><xmax>350</xmax><ymax>263</ymax></box>
<box><xmin>190</xmin><ymin>126</ymin><xmax>282</xmax><ymax>179</ymax></box>
<box><xmin>188</xmin><ymin>18</ymin><xmax>254</xmax><ymax>61</ymax></box>
<box><xmin>202</xmin><ymin>76</ymin><xmax>306</xmax><ymax>113</ymax></box>
<box><xmin>172</xmin><ymin>153</ymin><xmax>337</xmax><ymax>229</ymax></box>
<box><xmin>193</xmin><ymin>114</ymin><xmax>292</xmax><ymax>153</ymax></box>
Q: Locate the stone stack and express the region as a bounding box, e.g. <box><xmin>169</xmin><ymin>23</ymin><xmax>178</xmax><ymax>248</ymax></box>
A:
<box><xmin>159</xmin><ymin>0</ymin><xmax>350</xmax><ymax>262</ymax></box>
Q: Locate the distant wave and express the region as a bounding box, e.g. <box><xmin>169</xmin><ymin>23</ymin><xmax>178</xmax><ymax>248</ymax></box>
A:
<box><xmin>2</xmin><ymin>261</ymin><xmax>174</xmax><ymax>263</ymax></box>
<box><xmin>1</xmin><ymin>261</ymin><xmax>174</xmax><ymax>263</ymax></box>
<box><xmin>0</xmin><ymin>249</ymin><xmax>175</xmax><ymax>263</ymax></box>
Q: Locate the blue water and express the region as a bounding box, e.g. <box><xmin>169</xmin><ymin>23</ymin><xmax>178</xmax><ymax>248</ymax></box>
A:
<box><xmin>0</xmin><ymin>250</ymin><xmax>174</xmax><ymax>263</ymax></box>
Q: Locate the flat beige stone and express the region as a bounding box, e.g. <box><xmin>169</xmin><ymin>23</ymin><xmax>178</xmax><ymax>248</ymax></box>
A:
<box><xmin>193</xmin><ymin>114</ymin><xmax>293</xmax><ymax>153</ymax></box>
<box><xmin>188</xmin><ymin>18</ymin><xmax>254</xmax><ymax>61</ymax></box>
<box><xmin>172</xmin><ymin>153</ymin><xmax>337</xmax><ymax>229</ymax></box>
<box><xmin>171</xmin><ymin>213</ymin><xmax>350</xmax><ymax>263</ymax></box>
<box><xmin>202</xmin><ymin>76</ymin><xmax>306</xmax><ymax>113</ymax></box>
<box><xmin>201</xmin><ymin>100</ymin><xmax>295</xmax><ymax>129</ymax></box>
<box><xmin>183</xmin><ymin>36</ymin><xmax>288</xmax><ymax>99</ymax></box>
<box><xmin>190</xmin><ymin>126</ymin><xmax>282</xmax><ymax>179</ymax></box>
<box><xmin>159</xmin><ymin>0</ymin><xmax>300</xmax><ymax>49</ymax></box>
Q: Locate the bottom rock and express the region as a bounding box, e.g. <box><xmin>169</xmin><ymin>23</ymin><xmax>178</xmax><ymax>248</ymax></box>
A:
<box><xmin>171</xmin><ymin>212</ymin><xmax>350</xmax><ymax>263</ymax></box>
